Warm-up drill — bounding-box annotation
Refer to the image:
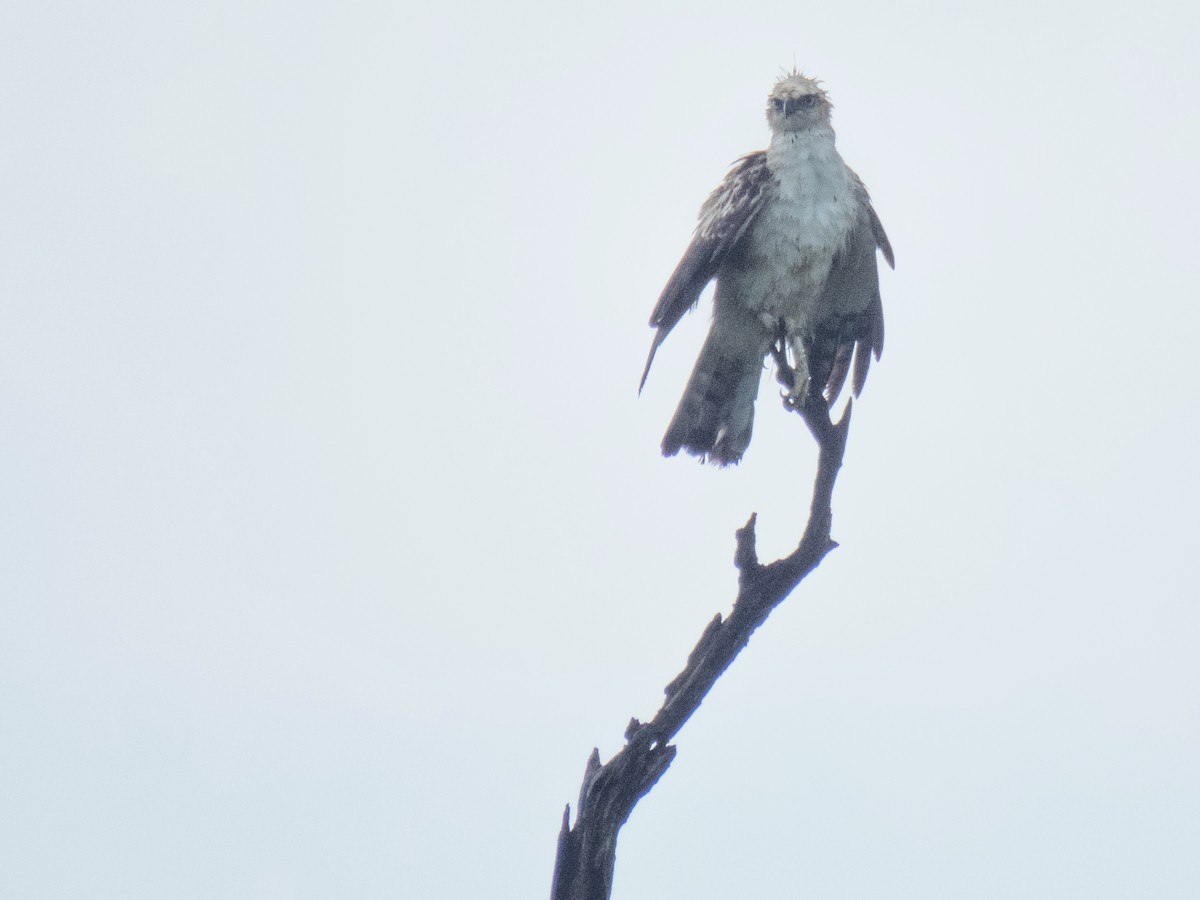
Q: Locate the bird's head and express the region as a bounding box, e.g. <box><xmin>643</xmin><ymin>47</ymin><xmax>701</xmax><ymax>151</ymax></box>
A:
<box><xmin>765</xmin><ymin>71</ymin><xmax>832</xmax><ymax>133</ymax></box>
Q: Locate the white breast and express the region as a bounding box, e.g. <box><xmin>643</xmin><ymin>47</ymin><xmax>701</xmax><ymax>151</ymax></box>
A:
<box><xmin>738</xmin><ymin>128</ymin><xmax>860</xmax><ymax>328</ymax></box>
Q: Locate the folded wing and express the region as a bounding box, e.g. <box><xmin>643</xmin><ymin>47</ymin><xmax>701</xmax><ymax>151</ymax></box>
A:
<box><xmin>640</xmin><ymin>152</ymin><xmax>772</xmax><ymax>391</ymax></box>
<box><xmin>820</xmin><ymin>179</ymin><xmax>894</xmax><ymax>405</ymax></box>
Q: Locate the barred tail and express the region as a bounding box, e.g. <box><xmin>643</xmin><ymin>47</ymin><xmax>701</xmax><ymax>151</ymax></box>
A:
<box><xmin>662</xmin><ymin>326</ymin><xmax>768</xmax><ymax>466</ymax></box>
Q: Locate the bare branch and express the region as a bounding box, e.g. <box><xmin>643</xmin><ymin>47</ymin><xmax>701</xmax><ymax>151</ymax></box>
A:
<box><xmin>550</xmin><ymin>398</ymin><xmax>854</xmax><ymax>900</ymax></box>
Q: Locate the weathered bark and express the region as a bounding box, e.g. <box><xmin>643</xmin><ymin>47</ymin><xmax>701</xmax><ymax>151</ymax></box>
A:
<box><xmin>550</xmin><ymin>396</ymin><xmax>853</xmax><ymax>900</ymax></box>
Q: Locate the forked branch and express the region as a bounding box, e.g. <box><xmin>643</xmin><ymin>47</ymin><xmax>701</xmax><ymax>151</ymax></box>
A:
<box><xmin>550</xmin><ymin>398</ymin><xmax>854</xmax><ymax>900</ymax></box>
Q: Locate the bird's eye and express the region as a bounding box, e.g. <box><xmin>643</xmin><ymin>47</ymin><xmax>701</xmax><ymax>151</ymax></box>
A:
<box><xmin>772</xmin><ymin>98</ymin><xmax>787</xmax><ymax>111</ymax></box>
<box><xmin>798</xmin><ymin>94</ymin><xmax>817</xmax><ymax>107</ymax></box>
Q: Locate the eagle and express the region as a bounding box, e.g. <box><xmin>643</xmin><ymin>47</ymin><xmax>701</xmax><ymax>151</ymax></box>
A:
<box><xmin>641</xmin><ymin>71</ymin><xmax>894</xmax><ymax>465</ymax></box>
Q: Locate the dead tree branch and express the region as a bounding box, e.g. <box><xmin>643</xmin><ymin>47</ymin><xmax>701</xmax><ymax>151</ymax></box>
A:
<box><xmin>550</xmin><ymin>397</ymin><xmax>854</xmax><ymax>900</ymax></box>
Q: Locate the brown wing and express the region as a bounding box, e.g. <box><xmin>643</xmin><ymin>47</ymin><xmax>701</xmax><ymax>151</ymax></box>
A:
<box><xmin>851</xmin><ymin>199</ymin><xmax>894</xmax><ymax>397</ymax></box>
<box><xmin>639</xmin><ymin>152</ymin><xmax>772</xmax><ymax>391</ymax></box>
<box><xmin>821</xmin><ymin>185</ymin><xmax>894</xmax><ymax>404</ymax></box>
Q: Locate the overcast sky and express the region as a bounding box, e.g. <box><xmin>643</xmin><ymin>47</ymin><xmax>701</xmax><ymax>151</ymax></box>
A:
<box><xmin>3</xmin><ymin>1</ymin><xmax>1199</xmax><ymax>898</ymax></box>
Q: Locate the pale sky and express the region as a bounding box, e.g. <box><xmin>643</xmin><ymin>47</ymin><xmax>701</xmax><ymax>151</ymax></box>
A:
<box><xmin>3</xmin><ymin>2</ymin><xmax>1198</xmax><ymax>898</ymax></box>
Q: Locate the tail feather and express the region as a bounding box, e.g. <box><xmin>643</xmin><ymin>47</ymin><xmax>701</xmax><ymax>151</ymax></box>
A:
<box><xmin>662</xmin><ymin>331</ymin><xmax>766</xmax><ymax>466</ymax></box>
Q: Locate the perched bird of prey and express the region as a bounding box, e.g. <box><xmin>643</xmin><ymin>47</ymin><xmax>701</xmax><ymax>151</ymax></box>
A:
<box><xmin>641</xmin><ymin>71</ymin><xmax>894</xmax><ymax>465</ymax></box>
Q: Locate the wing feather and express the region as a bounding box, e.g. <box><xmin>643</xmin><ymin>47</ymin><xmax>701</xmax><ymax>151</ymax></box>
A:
<box><xmin>820</xmin><ymin>190</ymin><xmax>894</xmax><ymax>403</ymax></box>
<box><xmin>870</xmin><ymin>205</ymin><xmax>894</xmax><ymax>271</ymax></box>
<box><xmin>640</xmin><ymin>152</ymin><xmax>772</xmax><ymax>391</ymax></box>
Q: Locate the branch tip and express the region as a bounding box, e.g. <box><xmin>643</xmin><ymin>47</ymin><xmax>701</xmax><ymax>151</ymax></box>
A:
<box><xmin>834</xmin><ymin>398</ymin><xmax>853</xmax><ymax>439</ymax></box>
<box><xmin>734</xmin><ymin>513</ymin><xmax>760</xmax><ymax>572</ymax></box>
<box><xmin>585</xmin><ymin>748</ymin><xmax>601</xmax><ymax>770</ymax></box>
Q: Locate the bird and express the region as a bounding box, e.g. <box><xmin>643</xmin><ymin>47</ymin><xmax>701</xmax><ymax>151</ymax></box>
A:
<box><xmin>641</xmin><ymin>71</ymin><xmax>894</xmax><ymax>465</ymax></box>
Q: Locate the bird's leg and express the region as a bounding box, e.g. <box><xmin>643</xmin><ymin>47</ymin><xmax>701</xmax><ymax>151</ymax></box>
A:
<box><xmin>780</xmin><ymin>381</ymin><xmax>835</xmax><ymax>450</ymax></box>
<box><xmin>770</xmin><ymin>335</ymin><xmax>795</xmax><ymax>391</ymax></box>
<box><xmin>771</xmin><ymin>322</ymin><xmax>806</xmax><ymax>395</ymax></box>
<box><xmin>776</xmin><ymin>330</ymin><xmax>815</xmax><ymax>409</ymax></box>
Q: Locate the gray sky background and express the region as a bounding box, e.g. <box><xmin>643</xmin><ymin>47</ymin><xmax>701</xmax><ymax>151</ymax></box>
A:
<box><xmin>3</xmin><ymin>1</ymin><xmax>1199</xmax><ymax>898</ymax></box>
